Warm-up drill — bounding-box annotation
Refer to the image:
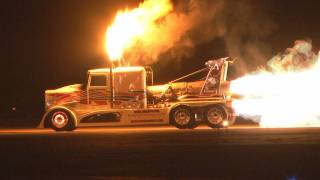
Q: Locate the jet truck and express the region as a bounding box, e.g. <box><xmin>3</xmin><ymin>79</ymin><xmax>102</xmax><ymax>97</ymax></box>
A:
<box><xmin>39</xmin><ymin>57</ymin><xmax>236</xmax><ymax>131</ymax></box>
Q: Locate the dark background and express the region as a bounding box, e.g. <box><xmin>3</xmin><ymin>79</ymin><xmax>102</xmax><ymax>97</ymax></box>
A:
<box><xmin>1</xmin><ymin>0</ymin><xmax>320</xmax><ymax>125</ymax></box>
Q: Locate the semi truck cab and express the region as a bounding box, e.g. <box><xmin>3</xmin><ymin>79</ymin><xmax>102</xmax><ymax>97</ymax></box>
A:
<box><xmin>40</xmin><ymin>57</ymin><xmax>236</xmax><ymax>131</ymax></box>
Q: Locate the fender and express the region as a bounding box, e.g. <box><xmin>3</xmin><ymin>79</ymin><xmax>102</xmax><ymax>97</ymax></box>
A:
<box><xmin>204</xmin><ymin>103</ymin><xmax>228</xmax><ymax>113</ymax></box>
<box><xmin>168</xmin><ymin>102</ymin><xmax>191</xmax><ymax>112</ymax></box>
<box><xmin>38</xmin><ymin>106</ymin><xmax>78</xmax><ymax>128</ymax></box>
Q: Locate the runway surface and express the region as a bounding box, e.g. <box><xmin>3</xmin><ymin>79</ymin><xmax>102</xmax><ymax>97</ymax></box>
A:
<box><xmin>1</xmin><ymin>125</ymin><xmax>320</xmax><ymax>179</ymax></box>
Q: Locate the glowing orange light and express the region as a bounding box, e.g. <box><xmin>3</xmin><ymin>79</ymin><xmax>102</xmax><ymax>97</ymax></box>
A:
<box><xmin>222</xmin><ymin>120</ymin><xmax>229</xmax><ymax>127</ymax></box>
<box><xmin>105</xmin><ymin>0</ymin><xmax>173</xmax><ymax>61</ymax></box>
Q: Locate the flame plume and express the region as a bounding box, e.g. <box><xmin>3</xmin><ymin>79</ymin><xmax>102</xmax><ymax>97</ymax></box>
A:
<box><xmin>105</xmin><ymin>0</ymin><xmax>173</xmax><ymax>62</ymax></box>
<box><xmin>230</xmin><ymin>40</ymin><xmax>320</xmax><ymax>127</ymax></box>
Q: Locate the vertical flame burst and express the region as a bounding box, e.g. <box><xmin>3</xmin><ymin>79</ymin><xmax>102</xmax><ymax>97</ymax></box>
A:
<box><xmin>105</xmin><ymin>0</ymin><xmax>173</xmax><ymax>61</ymax></box>
<box><xmin>230</xmin><ymin>40</ymin><xmax>320</xmax><ymax>127</ymax></box>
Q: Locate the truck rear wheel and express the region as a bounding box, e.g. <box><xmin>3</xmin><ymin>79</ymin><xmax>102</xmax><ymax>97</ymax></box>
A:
<box><xmin>170</xmin><ymin>106</ymin><xmax>195</xmax><ymax>129</ymax></box>
<box><xmin>204</xmin><ymin>106</ymin><xmax>227</xmax><ymax>128</ymax></box>
<box><xmin>48</xmin><ymin>110</ymin><xmax>75</xmax><ymax>131</ymax></box>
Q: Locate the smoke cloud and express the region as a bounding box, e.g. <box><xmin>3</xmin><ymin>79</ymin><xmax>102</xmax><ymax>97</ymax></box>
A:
<box><xmin>122</xmin><ymin>0</ymin><xmax>276</xmax><ymax>76</ymax></box>
<box><xmin>267</xmin><ymin>39</ymin><xmax>317</xmax><ymax>72</ymax></box>
<box><xmin>122</xmin><ymin>0</ymin><xmax>224</xmax><ymax>65</ymax></box>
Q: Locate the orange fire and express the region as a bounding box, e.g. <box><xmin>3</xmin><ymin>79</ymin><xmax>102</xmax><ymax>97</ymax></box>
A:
<box><xmin>230</xmin><ymin>40</ymin><xmax>320</xmax><ymax>127</ymax></box>
<box><xmin>105</xmin><ymin>0</ymin><xmax>173</xmax><ymax>61</ymax></box>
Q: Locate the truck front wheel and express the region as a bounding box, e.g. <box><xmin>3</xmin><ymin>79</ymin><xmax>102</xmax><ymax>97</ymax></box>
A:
<box><xmin>204</xmin><ymin>106</ymin><xmax>227</xmax><ymax>128</ymax></box>
<box><xmin>170</xmin><ymin>106</ymin><xmax>195</xmax><ymax>129</ymax></box>
<box><xmin>48</xmin><ymin>110</ymin><xmax>75</xmax><ymax>131</ymax></box>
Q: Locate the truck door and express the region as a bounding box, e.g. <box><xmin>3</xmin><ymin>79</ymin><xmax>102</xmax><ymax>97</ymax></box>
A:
<box><xmin>87</xmin><ymin>74</ymin><xmax>110</xmax><ymax>106</ymax></box>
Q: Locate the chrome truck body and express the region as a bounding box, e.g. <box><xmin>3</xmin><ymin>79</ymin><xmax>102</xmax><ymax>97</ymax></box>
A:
<box><xmin>39</xmin><ymin>57</ymin><xmax>236</xmax><ymax>131</ymax></box>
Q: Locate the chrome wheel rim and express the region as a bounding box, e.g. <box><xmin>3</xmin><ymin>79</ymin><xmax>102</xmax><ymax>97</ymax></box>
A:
<box><xmin>51</xmin><ymin>111</ymin><xmax>68</xmax><ymax>128</ymax></box>
<box><xmin>207</xmin><ymin>108</ymin><xmax>223</xmax><ymax>125</ymax></box>
<box><xmin>174</xmin><ymin>109</ymin><xmax>190</xmax><ymax>126</ymax></box>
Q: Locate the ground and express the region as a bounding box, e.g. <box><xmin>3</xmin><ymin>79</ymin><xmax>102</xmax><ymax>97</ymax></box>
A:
<box><xmin>0</xmin><ymin>125</ymin><xmax>320</xmax><ymax>179</ymax></box>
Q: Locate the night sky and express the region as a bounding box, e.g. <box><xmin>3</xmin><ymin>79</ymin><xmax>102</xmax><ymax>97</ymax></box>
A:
<box><xmin>1</xmin><ymin>0</ymin><xmax>320</xmax><ymax>121</ymax></box>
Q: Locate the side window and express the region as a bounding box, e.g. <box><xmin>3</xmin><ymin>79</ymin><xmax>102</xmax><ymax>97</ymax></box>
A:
<box><xmin>90</xmin><ymin>75</ymin><xmax>107</xmax><ymax>87</ymax></box>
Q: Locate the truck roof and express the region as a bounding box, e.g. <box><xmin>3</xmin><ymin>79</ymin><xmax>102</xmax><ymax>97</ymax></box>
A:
<box><xmin>88</xmin><ymin>66</ymin><xmax>146</xmax><ymax>74</ymax></box>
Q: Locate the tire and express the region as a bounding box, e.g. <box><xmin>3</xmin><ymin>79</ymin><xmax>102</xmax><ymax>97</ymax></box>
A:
<box><xmin>48</xmin><ymin>109</ymin><xmax>75</xmax><ymax>131</ymax></box>
<box><xmin>204</xmin><ymin>106</ymin><xmax>227</xmax><ymax>128</ymax></box>
<box><xmin>170</xmin><ymin>106</ymin><xmax>195</xmax><ymax>129</ymax></box>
